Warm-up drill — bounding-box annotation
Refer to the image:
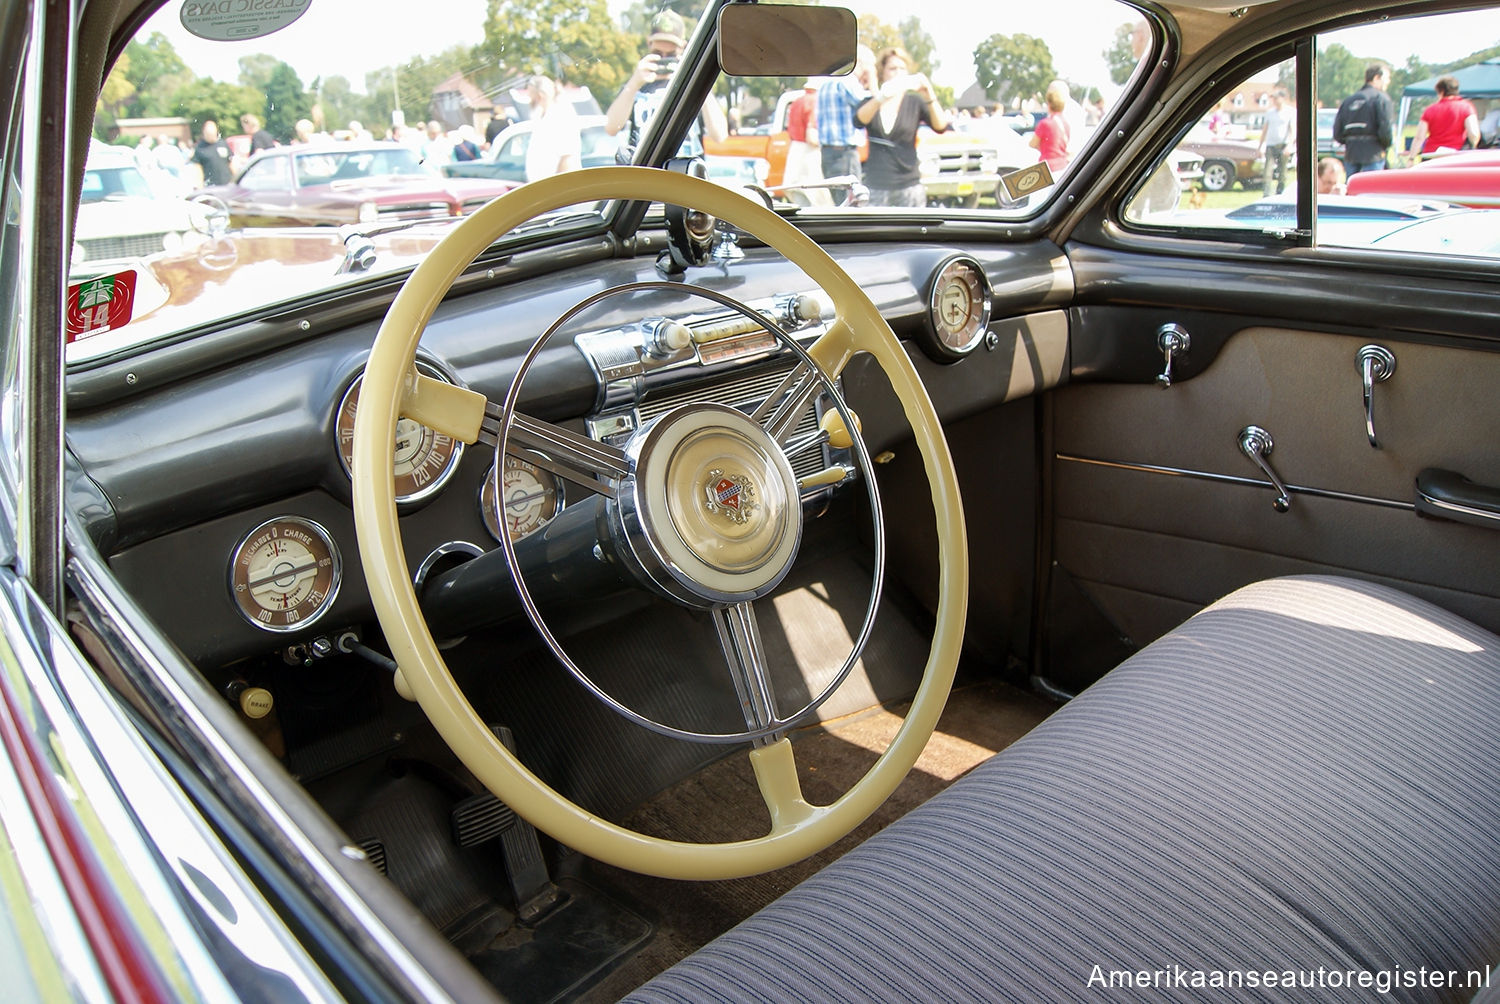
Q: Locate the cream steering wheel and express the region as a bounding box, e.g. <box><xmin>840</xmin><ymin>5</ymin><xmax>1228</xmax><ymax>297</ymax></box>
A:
<box><xmin>352</xmin><ymin>167</ymin><xmax>967</xmax><ymax>880</ymax></box>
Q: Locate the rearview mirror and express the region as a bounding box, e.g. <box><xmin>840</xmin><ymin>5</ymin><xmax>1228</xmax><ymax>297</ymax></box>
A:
<box><xmin>717</xmin><ymin>4</ymin><xmax>857</xmax><ymax>77</ymax></box>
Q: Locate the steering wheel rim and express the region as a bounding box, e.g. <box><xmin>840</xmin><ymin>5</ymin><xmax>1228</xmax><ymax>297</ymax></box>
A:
<box><xmin>353</xmin><ymin>166</ymin><xmax>968</xmax><ymax>880</ymax></box>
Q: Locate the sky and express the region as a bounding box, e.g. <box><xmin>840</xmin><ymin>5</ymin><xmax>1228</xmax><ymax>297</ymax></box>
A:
<box><xmin>146</xmin><ymin>0</ymin><xmax>1500</xmax><ymax>99</ymax></box>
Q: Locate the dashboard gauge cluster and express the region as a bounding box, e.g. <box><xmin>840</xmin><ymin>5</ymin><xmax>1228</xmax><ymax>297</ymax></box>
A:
<box><xmin>335</xmin><ymin>361</ymin><xmax>464</xmax><ymax>504</ymax></box>
<box><xmin>921</xmin><ymin>256</ymin><xmax>993</xmax><ymax>362</ymax></box>
<box><xmin>230</xmin><ymin>516</ymin><xmax>341</xmax><ymax>632</ymax></box>
<box><xmin>482</xmin><ymin>453</ymin><xmax>565</xmax><ymax>544</ymax></box>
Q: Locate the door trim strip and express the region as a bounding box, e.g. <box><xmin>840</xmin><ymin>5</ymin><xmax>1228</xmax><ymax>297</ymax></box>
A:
<box><xmin>1056</xmin><ymin>454</ymin><xmax>1414</xmax><ymax>511</ymax></box>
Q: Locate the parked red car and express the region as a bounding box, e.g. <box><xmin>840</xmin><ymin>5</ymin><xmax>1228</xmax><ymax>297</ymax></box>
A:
<box><xmin>200</xmin><ymin>142</ymin><xmax>520</xmax><ymax>226</ymax></box>
<box><xmin>1346</xmin><ymin>148</ymin><xmax>1500</xmax><ymax>208</ymax></box>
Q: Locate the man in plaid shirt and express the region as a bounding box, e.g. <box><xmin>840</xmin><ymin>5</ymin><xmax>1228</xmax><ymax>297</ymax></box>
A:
<box><xmin>816</xmin><ymin>46</ymin><xmax>875</xmax><ymax>205</ymax></box>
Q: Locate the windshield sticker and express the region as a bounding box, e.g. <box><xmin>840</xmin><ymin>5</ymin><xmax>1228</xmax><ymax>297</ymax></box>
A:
<box><xmin>999</xmin><ymin>162</ymin><xmax>1055</xmax><ymax>204</ymax></box>
<box><xmin>179</xmin><ymin>0</ymin><xmax>311</xmax><ymax>42</ymax></box>
<box><xmin>67</xmin><ymin>271</ymin><xmax>137</xmax><ymax>343</ymax></box>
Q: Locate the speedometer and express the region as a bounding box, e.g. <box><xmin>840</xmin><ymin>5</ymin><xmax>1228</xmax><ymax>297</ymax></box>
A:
<box><xmin>922</xmin><ymin>256</ymin><xmax>992</xmax><ymax>362</ymax></box>
<box><xmin>336</xmin><ymin>362</ymin><xmax>464</xmax><ymax>503</ymax></box>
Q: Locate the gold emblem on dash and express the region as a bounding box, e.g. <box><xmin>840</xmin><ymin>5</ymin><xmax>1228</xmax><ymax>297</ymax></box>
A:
<box><xmin>999</xmin><ymin>162</ymin><xmax>1056</xmax><ymax>203</ymax></box>
<box><xmin>704</xmin><ymin>469</ymin><xmax>756</xmax><ymax>525</ymax></box>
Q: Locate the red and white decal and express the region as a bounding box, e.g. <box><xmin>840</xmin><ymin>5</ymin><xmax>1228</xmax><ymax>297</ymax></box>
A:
<box><xmin>66</xmin><ymin>270</ymin><xmax>137</xmax><ymax>343</ymax></box>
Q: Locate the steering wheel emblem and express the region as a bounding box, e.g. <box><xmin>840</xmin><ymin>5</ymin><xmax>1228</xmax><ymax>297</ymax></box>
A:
<box><xmin>704</xmin><ymin>469</ymin><xmax>756</xmax><ymax>524</ymax></box>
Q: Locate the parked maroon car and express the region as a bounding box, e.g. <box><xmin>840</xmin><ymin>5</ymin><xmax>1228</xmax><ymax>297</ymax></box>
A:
<box><xmin>1346</xmin><ymin>149</ymin><xmax>1500</xmax><ymax>208</ymax></box>
<box><xmin>200</xmin><ymin>142</ymin><xmax>520</xmax><ymax>226</ymax></box>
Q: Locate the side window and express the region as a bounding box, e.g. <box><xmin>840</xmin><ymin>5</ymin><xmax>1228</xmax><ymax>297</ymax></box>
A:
<box><xmin>1127</xmin><ymin>7</ymin><xmax>1500</xmax><ymax>260</ymax></box>
<box><xmin>239</xmin><ymin>157</ymin><xmax>290</xmax><ymax>191</ymax></box>
<box><xmin>495</xmin><ymin>134</ymin><xmax>528</xmax><ymax>173</ymax></box>
<box><xmin>1318</xmin><ymin>9</ymin><xmax>1500</xmax><ymax>258</ymax></box>
<box><xmin>1124</xmin><ymin>61</ymin><xmax>1295</xmax><ymax>230</ymax></box>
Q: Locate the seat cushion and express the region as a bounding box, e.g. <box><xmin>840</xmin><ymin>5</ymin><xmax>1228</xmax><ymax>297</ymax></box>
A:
<box><xmin>627</xmin><ymin>576</ymin><xmax>1500</xmax><ymax>1002</ymax></box>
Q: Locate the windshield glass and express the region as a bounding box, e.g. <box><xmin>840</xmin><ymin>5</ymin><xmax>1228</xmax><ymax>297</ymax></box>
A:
<box><xmin>77</xmin><ymin>0</ymin><xmax>1146</xmax><ymax>362</ymax></box>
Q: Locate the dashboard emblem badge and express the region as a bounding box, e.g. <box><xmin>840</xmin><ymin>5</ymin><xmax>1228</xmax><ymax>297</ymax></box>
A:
<box><xmin>705</xmin><ymin>469</ymin><xmax>755</xmax><ymax>525</ymax></box>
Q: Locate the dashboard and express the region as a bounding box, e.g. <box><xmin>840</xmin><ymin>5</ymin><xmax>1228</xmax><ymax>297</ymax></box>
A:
<box><xmin>67</xmin><ymin>238</ymin><xmax>1072</xmax><ymax>680</ymax></box>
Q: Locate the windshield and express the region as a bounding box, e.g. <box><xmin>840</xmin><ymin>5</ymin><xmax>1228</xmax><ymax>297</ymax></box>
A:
<box><xmin>76</xmin><ymin>0</ymin><xmax>1147</xmax><ymax>362</ymax></box>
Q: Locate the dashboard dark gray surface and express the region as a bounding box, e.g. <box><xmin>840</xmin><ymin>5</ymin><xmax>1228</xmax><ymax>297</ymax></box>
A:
<box><xmin>73</xmin><ymin>237</ymin><xmax>1071</xmax><ymax>669</ymax></box>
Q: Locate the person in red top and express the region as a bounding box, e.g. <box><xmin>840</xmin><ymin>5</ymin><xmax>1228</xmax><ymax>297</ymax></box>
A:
<box><xmin>1030</xmin><ymin>83</ymin><xmax>1071</xmax><ymax>173</ymax></box>
<box><xmin>1410</xmin><ymin>75</ymin><xmax>1479</xmax><ymax>159</ymax></box>
<box><xmin>783</xmin><ymin>81</ymin><xmax>826</xmax><ymax>201</ymax></box>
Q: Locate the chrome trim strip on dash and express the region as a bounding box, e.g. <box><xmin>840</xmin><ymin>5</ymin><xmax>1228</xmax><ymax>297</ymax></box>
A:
<box><xmin>1056</xmin><ymin>454</ymin><xmax>1415</xmax><ymax>511</ymax></box>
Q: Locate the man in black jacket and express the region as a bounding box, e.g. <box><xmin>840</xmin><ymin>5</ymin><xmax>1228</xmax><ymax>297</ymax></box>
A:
<box><xmin>1333</xmin><ymin>64</ymin><xmax>1394</xmax><ymax>175</ymax></box>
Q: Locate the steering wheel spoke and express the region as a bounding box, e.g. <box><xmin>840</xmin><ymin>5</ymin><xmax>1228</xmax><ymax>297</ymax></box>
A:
<box><xmin>749</xmin><ymin>738</ymin><xmax>816</xmax><ymax>831</ymax></box>
<box><xmin>807</xmin><ymin>317</ymin><xmax>859</xmax><ymax>378</ymax></box>
<box><xmin>402</xmin><ymin>371</ymin><xmax>488</xmax><ymax>444</ymax></box>
<box><xmin>711</xmin><ymin>601</ymin><xmax>782</xmax><ymax>741</ymax></box>
<box><xmin>750</xmin><ymin>360</ymin><xmax>824</xmax><ymax>445</ymax></box>
<box><xmin>482</xmin><ymin>404</ymin><xmax>629</xmax><ymax>499</ymax></box>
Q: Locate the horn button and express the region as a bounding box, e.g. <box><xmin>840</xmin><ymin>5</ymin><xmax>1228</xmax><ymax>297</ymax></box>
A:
<box><xmin>622</xmin><ymin>403</ymin><xmax>803</xmax><ymax>606</ymax></box>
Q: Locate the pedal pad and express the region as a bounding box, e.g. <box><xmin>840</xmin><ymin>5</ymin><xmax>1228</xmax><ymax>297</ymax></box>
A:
<box><xmin>357</xmin><ymin>838</ymin><xmax>388</xmax><ymax>875</ymax></box>
<box><xmin>451</xmin><ymin>792</ymin><xmax>517</xmax><ymax>848</ymax></box>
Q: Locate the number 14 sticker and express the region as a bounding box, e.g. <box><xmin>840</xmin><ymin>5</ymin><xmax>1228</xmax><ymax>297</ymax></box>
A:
<box><xmin>67</xmin><ymin>270</ymin><xmax>137</xmax><ymax>343</ymax></box>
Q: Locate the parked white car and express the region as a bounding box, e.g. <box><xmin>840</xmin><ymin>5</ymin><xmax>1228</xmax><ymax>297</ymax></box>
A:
<box><xmin>73</xmin><ymin>141</ymin><xmax>198</xmax><ymax>266</ymax></box>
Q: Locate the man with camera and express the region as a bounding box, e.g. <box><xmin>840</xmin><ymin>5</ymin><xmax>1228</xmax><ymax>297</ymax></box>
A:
<box><xmin>605</xmin><ymin>9</ymin><xmax>726</xmax><ymax>162</ymax></box>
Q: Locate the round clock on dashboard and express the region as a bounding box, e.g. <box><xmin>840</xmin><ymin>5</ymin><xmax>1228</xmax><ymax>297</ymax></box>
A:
<box><xmin>921</xmin><ymin>255</ymin><xmax>992</xmax><ymax>362</ymax></box>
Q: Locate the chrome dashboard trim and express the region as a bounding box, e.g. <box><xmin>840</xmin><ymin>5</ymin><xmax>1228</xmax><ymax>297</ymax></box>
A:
<box><xmin>1056</xmin><ymin>454</ymin><xmax>1415</xmax><ymax>511</ymax></box>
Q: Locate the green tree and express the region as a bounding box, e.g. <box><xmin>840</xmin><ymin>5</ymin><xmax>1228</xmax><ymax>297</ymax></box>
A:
<box><xmin>172</xmin><ymin>77</ymin><xmax>264</xmax><ymax>138</ymax></box>
<box><xmin>317</xmin><ymin>75</ymin><xmax>369</xmax><ymax>134</ymax></box>
<box><xmin>973</xmin><ymin>33</ymin><xmax>1055</xmax><ymax>106</ymax></box>
<box><xmin>1103</xmin><ymin>22</ymin><xmax>1137</xmax><ymax>86</ymax></box>
<box><xmin>898</xmin><ymin>17</ymin><xmax>939</xmax><ymax>76</ymax></box>
<box><xmin>263</xmin><ymin>63</ymin><xmax>312</xmax><ymax>141</ymax></box>
<box><xmin>121</xmin><ymin>32</ymin><xmax>193</xmax><ymax>117</ymax></box>
<box><xmin>1316</xmin><ymin>42</ymin><xmax>1367</xmax><ymax>106</ymax></box>
<box><xmin>480</xmin><ymin>0</ymin><xmax>637</xmax><ymax>99</ymax></box>
<box><xmin>858</xmin><ymin>14</ymin><xmax>901</xmax><ymax>59</ymax></box>
<box><xmin>237</xmin><ymin>53</ymin><xmax>283</xmax><ymax>93</ymax></box>
<box><xmin>98</xmin><ymin>53</ymin><xmax>137</xmax><ymax>124</ymax></box>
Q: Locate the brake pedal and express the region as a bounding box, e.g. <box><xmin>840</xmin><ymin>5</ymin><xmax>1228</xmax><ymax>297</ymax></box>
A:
<box><xmin>447</xmin><ymin>726</ymin><xmax>563</xmax><ymax>922</ymax></box>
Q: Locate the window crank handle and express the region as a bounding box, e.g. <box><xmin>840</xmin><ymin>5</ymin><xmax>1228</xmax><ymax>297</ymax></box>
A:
<box><xmin>1156</xmin><ymin>323</ymin><xmax>1190</xmax><ymax>388</ymax></box>
<box><xmin>1239</xmin><ymin>426</ymin><xmax>1291</xmax><ymax>513</ymax></box>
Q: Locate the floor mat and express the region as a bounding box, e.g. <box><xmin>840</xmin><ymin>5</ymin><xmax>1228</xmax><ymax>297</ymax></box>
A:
<box><xmin>574</xmin><ymin>679</ymin><xmax>1057</xmax><ymax>1001</ymax></box>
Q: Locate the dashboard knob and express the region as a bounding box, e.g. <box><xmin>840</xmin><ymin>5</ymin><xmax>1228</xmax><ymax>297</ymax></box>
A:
<box><xmin>778</xmin><ymin>293</ymin><xmax>822</xmax><ymax>328</ymax></box>
<box><xmin>648</xmin><ymin>320</ymin><xmax>693</xmax><ymax>356</ymax></box>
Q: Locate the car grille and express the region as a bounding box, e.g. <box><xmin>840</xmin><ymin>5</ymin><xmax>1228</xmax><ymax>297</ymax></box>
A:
<box><xmin>930</xmin><ymin>149</ymin><xmax>991</xmax><ymax>175</ymax></box>
<box><xmin>460</xmin><ymin>196</ymin><xmax>496</xmax><ymax>214</ymax></box>
<box><xmin>378</xmin><ymin>202</ymin><xmax>451</xmax><ymax>220</ymax></box>
<box><xmin>77</xmin><ymin>232</ymin><xmax>167</xmax><ymax>261</ymax></box>
<box><xmin>637</xmin><ymin>363</ymin><xmax>827</xmax><ymax>481</ymax></box>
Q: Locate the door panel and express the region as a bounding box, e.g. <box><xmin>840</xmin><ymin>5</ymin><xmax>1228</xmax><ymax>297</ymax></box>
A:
<box><xmin>1047</xmin><ymin>318</ymin><xmax>1500</xmax><ymax>679</ymax></box>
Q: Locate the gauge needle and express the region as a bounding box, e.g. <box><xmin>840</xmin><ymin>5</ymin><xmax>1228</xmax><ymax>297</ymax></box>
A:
<box><xmin>247</xmin><ymin>560</ymin><xmax>318</xmax><ymax>590</ymax></box>
<box><xmin>505</xmin><ymin>489</ymin><xmax>553</xmax><ymax>510</ymax></box>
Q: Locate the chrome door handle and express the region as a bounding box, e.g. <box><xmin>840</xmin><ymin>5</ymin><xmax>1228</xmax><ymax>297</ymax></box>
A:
<box><xmin>1239</xmin><ymin>425</ymin><xmax>1291</xmax><ymax>513</ymax></box>
<box><xmin>1355</xmin><ymin>344</ymin><xmax>1395</xmax><ymax>449</ymax></box>
<box><xmin>1156</xmin><ymin>323</ymin><xmax>1190</xmax><ymax>388</ymax></box>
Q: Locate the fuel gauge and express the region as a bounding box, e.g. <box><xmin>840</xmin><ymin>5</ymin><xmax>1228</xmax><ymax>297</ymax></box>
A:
<box><xmin>482</xmin><ymin>454</ymin><xmax>564</xmax><ymax>543</ymax></box>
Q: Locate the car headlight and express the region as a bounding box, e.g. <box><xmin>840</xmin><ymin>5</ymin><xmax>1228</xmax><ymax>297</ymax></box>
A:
<box><xmin>161</xmin><ymin>231</ymin><xmax>183</xmax><ymax>254</ymax></box>
<box><xmin>980</xmin><ymin>152</ymin><xmax>1000</xmax><ymax>173</ymax></box>
<box><xmin>919</xmin><ymin>156</ymin><xmax>939</xmax><ymax>177</ymax></box>
<box><xmin>358</xmin><ymin>201</ymin><xmax>378</xmax><ymax>224</ymax></box>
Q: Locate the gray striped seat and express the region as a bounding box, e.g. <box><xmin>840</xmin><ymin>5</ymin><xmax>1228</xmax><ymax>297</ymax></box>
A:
<box><xmin>628</xmin><ymin>576</ymin><xmax>1500</xmax><ymax>1002</ymax></box>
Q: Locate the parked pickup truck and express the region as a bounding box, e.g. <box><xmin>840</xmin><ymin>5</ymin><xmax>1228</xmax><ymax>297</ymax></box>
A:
<box><xmin>708</xmin><ymin>89</ymin><xmax>1021</xmax><ymax>206</ymax></box>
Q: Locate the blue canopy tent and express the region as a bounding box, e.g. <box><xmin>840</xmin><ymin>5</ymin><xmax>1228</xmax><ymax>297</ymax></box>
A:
<box><xmin>1398</xmin><ymin>58</ymin><xmax>1500</xmax><ymax>147</ymax></box>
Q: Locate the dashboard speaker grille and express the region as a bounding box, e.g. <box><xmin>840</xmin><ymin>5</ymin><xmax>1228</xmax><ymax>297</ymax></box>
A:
<box><xmin>636</xmin><ymin>363</ymin><xmax>826</xmax><ymax>479</ymax></box>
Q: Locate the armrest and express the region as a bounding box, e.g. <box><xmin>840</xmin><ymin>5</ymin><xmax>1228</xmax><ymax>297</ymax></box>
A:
<box><xmin>1415</xmin><ymin>468</ymin><xmax>1500</xmax><ymax>530</ymax></box>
